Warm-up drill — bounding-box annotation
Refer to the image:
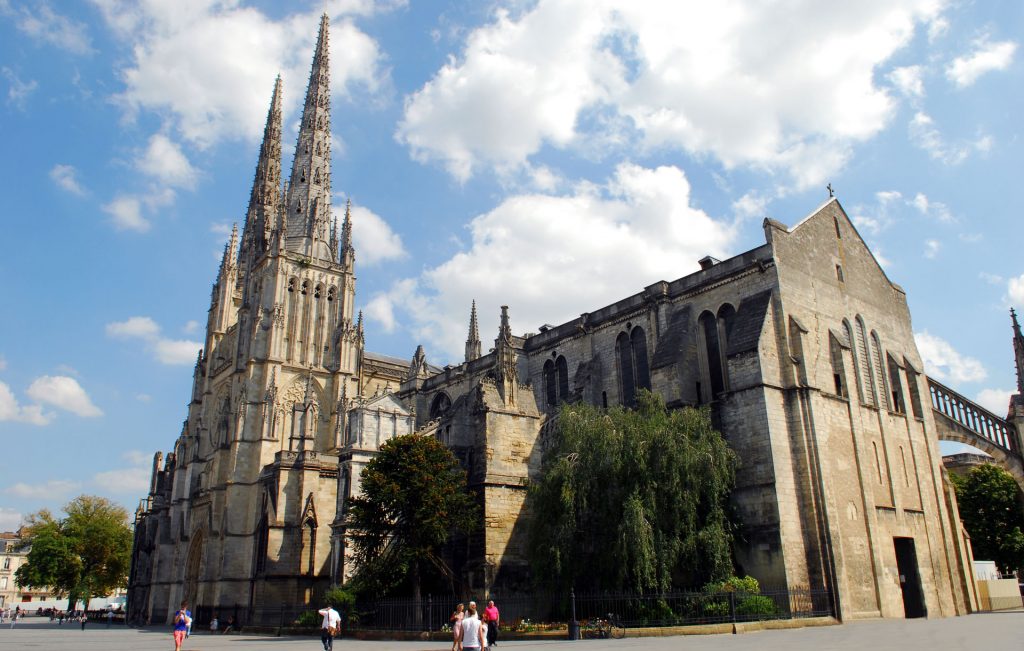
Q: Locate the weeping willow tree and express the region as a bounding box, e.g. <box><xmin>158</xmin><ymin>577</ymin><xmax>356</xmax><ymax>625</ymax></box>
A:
<box><xmin>527</xmin><ymin>390</ymin><xmax>736</xmax><ymax>593</ymax></box>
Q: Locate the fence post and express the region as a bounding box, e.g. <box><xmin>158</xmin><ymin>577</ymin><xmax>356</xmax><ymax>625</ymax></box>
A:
<box><xmin>729</xmin><ymin>591</ymin><xmax>737</xmax><ymax>634</ymax></box>
<box><xmin>568</xmin><ymin>588</ymin><xmax>579</xmax><ymax>641</ymax></box>
<box><xmin>428</xmin><ymin>595</ymin><xmax>433</xmax><ymax>636</ymax></box>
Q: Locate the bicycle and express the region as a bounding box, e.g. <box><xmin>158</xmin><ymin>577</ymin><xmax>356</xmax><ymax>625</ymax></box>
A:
<box><xmin>592</xmin><ymin>613</ymin><xmax>626</xmax><ymax>639</ymax></box>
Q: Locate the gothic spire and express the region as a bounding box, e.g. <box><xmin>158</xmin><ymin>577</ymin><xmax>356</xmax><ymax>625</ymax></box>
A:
<box><xmin>1012</xmin><ymin>308</ymin><xmax>1024</xmax><ymax>394</ymax></box>
<box><xmin>218</xmin><ymin>223</ymin><xmax>239</xmax><ymax>279</ymax></box>
<box><xmin>340</xmin><ymin>198</ymin><xmax>354</xmax><ymax>267</ymax></box>
<box><xmin>285</xmin><ymin>13</ymin><xmax>333</xmax><ymax>261</ymax></box>
<box><xmin>242</xmin><ymin>75</ymin><xmax>283</xmax><ymax>257</ymax></box>
<box><xmin>465</xmin><ymin>300</ymin><xmax>481</xmax><ymax>362</ymax></box>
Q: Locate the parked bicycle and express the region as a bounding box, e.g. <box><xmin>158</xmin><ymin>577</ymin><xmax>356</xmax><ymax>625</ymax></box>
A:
<box><xmin>589</xmin><ymin>613</ymin><xmax>625</xmax><ymax>639</ymax></box>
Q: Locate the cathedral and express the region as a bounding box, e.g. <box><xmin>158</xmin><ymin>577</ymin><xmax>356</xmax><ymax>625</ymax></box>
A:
<box><xmin>128</xmin><ymin>15</ymin><xmax>974</xmax><ymax>624</ymax></box>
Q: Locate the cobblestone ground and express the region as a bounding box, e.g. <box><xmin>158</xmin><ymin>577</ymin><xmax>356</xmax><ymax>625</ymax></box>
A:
<box><xmin>0</xmin><ymin>613</ymin><xmax>1021</xmax><ymax>650</ymax></box>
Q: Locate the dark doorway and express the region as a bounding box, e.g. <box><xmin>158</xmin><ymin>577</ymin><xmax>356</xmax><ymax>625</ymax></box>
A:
<box><xmin>894</xmin><ymin>537</ymin><xmax>926</xmax><ymax>618</ymax></box>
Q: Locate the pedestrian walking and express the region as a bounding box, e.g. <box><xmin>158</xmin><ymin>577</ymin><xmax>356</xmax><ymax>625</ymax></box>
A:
<box><xmin>450</xmin><ymin>603</ymin><xmax>465</xmax><ymax>651</ymax></box>
<box><xmin>461</xmin><ymin>602</ymin><xmax>485</xmax><ymax>651</ymax></box>
<box><xmin>80</xmin><ymin>612</ymin><xmax>87</xmax><ymax>630</ymax></box>
<box><xmin>9</xmin><ymin>608</ymin><xmax>18</xmax><ymax>629</ymax></box>
<box><xmin>318</xmin><ymin>601</ymin><xmax>341</xmax><ymax>651</ymax></box>
<box><xmin>484</xmin><ymin>600</ymin><xmax>500</xmax><ymax>647</ymax></box>
<box><xmin>106</xmin><ymin>608</ymin><xmax>114</xmax><ymax>628</ymax></box>
<box><xmin>172</xmin><ymin>600</ymin><xmax>191</xmax><ymax>651</ymax></box>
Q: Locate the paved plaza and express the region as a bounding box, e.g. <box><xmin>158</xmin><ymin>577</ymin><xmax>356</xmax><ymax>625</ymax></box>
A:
<box><xmin>0</xmin><ymin>613</ymin><xmax>1021</xmax><ymax>650</ymax></box>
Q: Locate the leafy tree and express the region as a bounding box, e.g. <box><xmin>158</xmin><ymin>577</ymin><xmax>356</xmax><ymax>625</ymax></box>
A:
<box><xmin>527</xmin><ymin>390</ymin><xmax>737</xmax><ymax>593</ymax></box>
<box><xmin>15</xmin><ymin>496</ymin><xmax>133</xmax><ymax>610</ymax></box>
<box><xmin>345</xmin><ymin>434</ymin><xmax>478</xmax><ymax>601</ymax></box>
<box><xmin>950</xmin><ymin>464</ymin><xmax>1024</xmax><ymax>575</ymax></box>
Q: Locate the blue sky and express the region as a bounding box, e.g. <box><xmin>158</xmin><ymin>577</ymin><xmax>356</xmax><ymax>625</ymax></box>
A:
<box><xmin>0</xmin><ymin>0</ymin><xmax>1021</xmax><ymax>530</ymax></box>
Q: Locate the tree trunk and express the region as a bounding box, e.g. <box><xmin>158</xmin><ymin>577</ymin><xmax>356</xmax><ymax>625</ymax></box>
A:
<box><xmin>412</xmin><ymin>561</ymin><xmax>423</xmax><ymax>628</ymax></box>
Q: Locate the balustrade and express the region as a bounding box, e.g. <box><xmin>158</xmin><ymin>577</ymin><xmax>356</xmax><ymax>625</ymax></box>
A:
<box><xmin>928</xmin><ymin>378</ymin><xmax>1017</xmax><ymax>453</ymax></box>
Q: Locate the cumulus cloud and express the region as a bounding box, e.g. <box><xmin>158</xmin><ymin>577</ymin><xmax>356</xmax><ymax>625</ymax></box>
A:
<box><xmin>0</xmin><ymin>507</ymin><xmax>22</xmax><ymax>531</ymax></box>
<box><xmin>25</xmin><ymin>376</ymin><xmax>103</xmax><ymax>418</ymax></box>
<box><xmin>397</xmin><ymin>1</ymin><xmax>946</xmax><ymax>188</ymax></box>
<box><xmin>5</xmin><ymin>479</ymin><xmax>80</xmax><ymax>499</ymax></box>
<box><xmin>923</xmin><ymin>238</ymin><xmax>941</xmax><ymax>259</ymax></box>
<box><xmin>49</xmin><ymin>164</ymin><xmax>86</xmax><ymax>195</ymax></box>
<box><xmin>106</xmin><ymin>316</ymin><xmax>200</xmax><ymax>365</ymax></box>
<box><xmin>5</xmin><ymin>2</ymin><xmax>93</xmax><ymax>55</ymax></box>
<box><xmin>1008</xmin><ymin>274</ymin><xmax>1024</xmax><ymax>307</ymax></box>
<box><xmin>909</xmin><ymin>111</ymin><xmax>991</xmax><ymax>164</ymax></box>
<box><xmin>349</xmin><ymin>203</ymin><xmax>406</xmax><ymax>265</ymax></box>
<box><xmin>0</xmin><ymin>381</ymin><xmax>52</xmax><ymax>426</ymax></box>
<box><xmin>366</xmin><ymin>163</ymin><xmax>734</xmax><ymax>360</ymax></box>
<box><xmin>93</xmin><ymin>450</ymin><xmax>153</xmax><ymax>495</ymax></box>
<box><xmin>975</xmin><ymin>388</ymin><xmax>1012</xmax><ymax>416</ymax></box>
<box><xmin>947</xmin><ymin>37</ymin><xmax>1018</xmax><ymax>88</ymax></box>
<box><xmin>136</xmin><ymin>134</ymin><xmax>198</xmax><ymax>189</ymax></box>
<box><xmin>888</xmin><ymin>65</ymin><xmax>924</xmax><ymax>98</ymax></box>
<box><xmin>94</xmin><ymin>1</ymin><xmax>393</xmax><ymax>148</ymax></box>
<box><xmin>851</xmin><ymin>190</ymin><xmax>902</xmax><ymax>235</ymax></box>
<box><xmin>102</xmin><ymin>195</ymin><xmax>148</xmax><ymax>232</ymax></box>
<box><xmin>915</xmin><ymin>331</ymin><xmax>987</xmax><ymax>385</ymax></box>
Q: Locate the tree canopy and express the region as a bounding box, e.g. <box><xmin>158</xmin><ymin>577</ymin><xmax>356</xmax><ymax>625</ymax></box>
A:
<box><xmin>345</xmin><ymin>434</ymin><xmax>478</xmax><ymax>599</ymax></box>
<box><xmin>15</xmin><ymin>495</ymin><xmax>133</xmax><ymax>609</ymax></box>
<box><xmin>950</xmin><ymin>464</ymin><xmax>1024</xmax><ymax>575</ymax></box>
<box><xmin>527</xmin><ymin>391</ymin><xmax>737</xmax><ymax>593</ymax></box>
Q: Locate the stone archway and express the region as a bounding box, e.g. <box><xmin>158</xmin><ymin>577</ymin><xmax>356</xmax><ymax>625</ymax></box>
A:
<box><xmin>182</xmin><ymin>530</ymin><xmax>206</xmax><ymax>607</ymax></box>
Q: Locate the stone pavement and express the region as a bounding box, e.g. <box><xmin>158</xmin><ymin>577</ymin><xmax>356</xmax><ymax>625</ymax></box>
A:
<box><xmin>0</xmin><ymin>613</ymin><xmax>1021</xmax><ymax>650</ymax></box>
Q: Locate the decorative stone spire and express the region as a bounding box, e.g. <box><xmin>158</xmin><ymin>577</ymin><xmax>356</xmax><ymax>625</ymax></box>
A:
<box><xmin>241</xmin><ymin>75</ymin><xmax>283</xmax><ymax>258</ymax></box>
<box><xmin>465</xmin><ymin>300</ymin><xmax>481</xmax><ymax>362</ymax></box>
<box><xmin>407</xmin><ymin>345</ymin><xmax>428</xmax><ymax>381</ymax></box>
<box><xmin>285</xmin><ymin>13</ymin><xmax>333</xmax><ymax>261</ymax></box>
<box><xmin>1012</xmin><ymin>308</ymin><xmax>1024</xmax><ymax>395</ymax></box>
<box><xmin>494</xmin><ymin>305</ymin><xmax>518</xmax><ymax>405</ymax></box>
<box><xmin>218</xmin><ymin>223</ymin><xmax>239</xmax><ymax>281</ymax></box>
<box><xmin>340</xmin><ymin>198</ymin><xmax>354</xmax><ymax>268</ymax></box>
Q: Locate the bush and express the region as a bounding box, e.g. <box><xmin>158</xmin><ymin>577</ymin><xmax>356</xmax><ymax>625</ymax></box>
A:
<box><xmin>322</xmin><ymin>585</ymin><xmax>359</xmax><ymax>627</ymax></box>
<box><xmin>736</xmin><ymin>595</ymin><xmax>775</xmax><ymax>618</ymax></box>
<box><xmin>295</xmin><ymin>610</ymin><xmax>320</xmax><ymax>626</ymax></box>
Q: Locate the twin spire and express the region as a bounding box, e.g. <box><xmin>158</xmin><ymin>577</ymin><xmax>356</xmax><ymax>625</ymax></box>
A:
<box><xmin>239</xmin><ymin>14</ymin><xmax>342</xmax><ymax>267</ymax></box>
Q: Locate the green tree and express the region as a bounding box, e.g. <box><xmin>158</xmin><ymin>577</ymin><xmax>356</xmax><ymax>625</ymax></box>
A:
<box><xmin>951</xmin><ymin>464</ymin><xmax>1024</xmax><ymax>575</ymax></box>
<box><xmin>527</xmin><ymin>390</ymin><xmax>737</xmax><ymax>593</ymax></box>
<box><xmin>345</xmin><ymin>434</ymin><xmax>478</xmax><ymax>601</ymax></box>
<box><xmin>15</xmin><ymin>495</ymin><xmax>133</xmax><ymax>610</ymax></box>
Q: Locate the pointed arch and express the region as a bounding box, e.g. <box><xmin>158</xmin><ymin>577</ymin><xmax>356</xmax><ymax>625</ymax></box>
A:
<box><xmin>630</xmin><ymin>327</ymin><xmax>651</xmax><ymax>393</ymax></box>
<box><xmin>698</xmin><ymin>310</ymin><xmax>724</xmax><ymax>401</ymax></box>
<box><xmin>429</xmin><ymin>392</ymin><xmax>452</xmax><ymax>420</ymax></box>
<box><xmin>854</xmin><ymin>316</ymin><xmax>876</xmax><ymax>406</ymax></box>
<box><xmin>616</xmin><ymin>331</ymin><xmax>636</xmax><ymax>407</ymax></box>
<box><xmin>543</xmin><ymin>359</ymin><xmax>556</xmax><ymax>406</ymax></box>
<box><xmin>556</xmin><ymin>355</ymin><xmax>570</xmax><ymax>401</ymax></box>
<box><xmin>871</xmin><ymin>330</ymin><xmax>889</xmax><ymax>410</ymax></box>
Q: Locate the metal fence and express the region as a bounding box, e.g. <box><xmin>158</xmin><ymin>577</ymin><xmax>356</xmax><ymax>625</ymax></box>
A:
<box><xmin>233</xmin><ymin>585</ymin><xmax>833</xmax><ymax>633</ymax></box>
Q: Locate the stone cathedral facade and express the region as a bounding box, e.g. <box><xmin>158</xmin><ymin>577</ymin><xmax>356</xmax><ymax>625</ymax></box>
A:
<box><xmin>128</xmin><ymin>15</ymin><xmax>974</xmax><ymax>625</ymax></box>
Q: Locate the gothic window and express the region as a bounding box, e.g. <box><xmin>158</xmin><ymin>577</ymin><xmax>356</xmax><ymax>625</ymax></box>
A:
<box><xmin>254</xmin><ymin>515</ymin><xmax>268</xmax><ymax>574</ymax></box>
<box><xmin>854</xmin><ymin>316</ymin><xmax>876</xmax><ymax>406</ymax></box>
<box><xmin>301</xmin><ymin>281</ymin><xmax>309</xmax><ymax>295</ymax></box>
<box><xmin>834</xmin><ymin>215</ymin><xmax>842</xmax><ymax>239</ymax></box>
<box><xmin>556</xmin><ymin>355</ymin><xmax>570</xmax><ymax>401</ymax></box>
<box><xmin>887</xmin><ymin>355</ymin><xmax>906</xmax><ymax>414</ymax></box>
<box><xmin>829</xmin><ymin>333</ymin><xmax>847</xmax><ymax>398</ymax></box>
<box><xmin>314</xmin><ymin>284</ymin><xmax>322</xmax><ymax>299</ymax></box>
<box><xmin>429</xmin><ymin>392</ymin><xmax>451</xmax><ymax>420</ymax></box>
<box><xmin>871</xmin><ymin>331</ymin><xmax>889</xmax><ymax>410</ymax></box>
<box><xmin>327</xmin><ymin>287</ymin><xmax>335</xmax><ymax>302</ymax></box>
<box><xmin>843</xmin><ymin>320</ymin><xmax>865</xmax><ymax>403</ymax></box>
<box><xmin>300</xmin><ymin>167</ymin><xmax>307</xmax><ymax>183</ymax></box>
<box><xmin>616</xmin><ymin>331</ymin><xmax>636</xmax><ymax>407</ymax></box>
<box><xmin>301</xmin><ymin>520</ymin><xmax>316</xmax><ymax>575</ymax></box>
<box><xmin>836</xmin><ymin>265</ymin><xmax>844</xmax><ymax>282</ymax></box>
<box><xmin>288</xmin><ymin>278</ymin><xmax>296</xmax><ymax>293</ymax></box>
<box><xmin>698</xmin><ymin>311</ymin><xmax>724</xmax><ymax>402</ymax></box>
<box><xmin>543</xmin><ymin>359</ymin><xmax>556</xmax><ymax>406</ymax></box>
<box><xmin>313</xmin><ymin>169</ymin><xmax>321</xmax><ymax>185</ymax></box>
<box><xmin>630</xmin><ymin>327</ymin><xmax>651</xmax><ymax>393</ymax></box>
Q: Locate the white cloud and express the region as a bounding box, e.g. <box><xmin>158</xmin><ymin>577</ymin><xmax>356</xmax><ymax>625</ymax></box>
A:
<box><xmin>398</xmin><ymin>1</ymin><xmax>945</xmax><ymax>188</ymax></box>
<box><xmin>909</xmin><ymin>192</ymin><xmax>954</xmax><ymax>223</ymax></box>
<box><xmin>106</xmin><ymin>316</ymin><xmax>161</xmax><ymax>339</ymax></box>
<box><xmin>93</xmin><ymin>449</ymin><xmax>154</xmax><ymax>495</ymax></box>
<box><xmin>6</xmin><ymin>2</ymin><xmax>93</xmax><ymax>55</ymax></box>
<box><xmin>49</xmin><ymin>164</ymin><xmax>86</xmax><ymax>195</ymax></box>
<box><xmin>851</xmin><ymin>190</ymin><xmax>902</xmax><ymax>235</ymax></box>
<box><xmin>2</xmin><ymin>67</ymin><xmax>38</xmax><ymax>110</ymax></box>
<box><xmin>908</xmin><ymin>111</ymin><xmax>990</xmax><ymax>165</ymax></box>
<box><xmin>5</xmin><ymin>479</ymin><xmax>80</xmax><ymax>499</ymax></box>
<box><xmin>106</xmin><ymin>316</ymin><xmax>200</xmax><ymax>366</ymax></box>
<box><xmin>923</xmin><ymin>238</ymin><xmax>941</xmax><ymax>259</ymax></box>
<box><xmin>96</xmin><ymin>1</ymin><xmax>393</xmax><ymax>148</ymax></box>
<box><xmin>1008</xmin><ymin>274</ymin><xmax>1024</xmax><ymax>307</ymax></box>
<box><xmin>182</xmin><ymin>320</ymin><xmax>200</xmax><ymax>334</ymax></box>
<box><xmin>0</xmin><ymin>507</ymin><xmax>22</xmax><ymax>532</ymax></box>
<box><xmin>368</xmin><ymin>163</ymin><xmax>734</xmax><ymax>360</ymax></box>
<box><xmin>978</xmin><ymin>272</ymin><xmax>1003</xmax><ymax>286</ymax></box>
<box><xmin>888</xmin><ymin>65</ymin><xmax>924</xmax><ymax>98</ymax></box>
<box><xmin>350</xmin><ymin>204</ymin><xmax>406</xmax><ymax>265</ymax></box>
<box><xmin>975</xmin><ymin>388</ymin><xmax>1012</xmax><ymax>416</ymax></box>
<box><xmin>947</xmin><ymin>37</ymin><xmax>1018</xmax><ymax>88</ymax></box>
<box><xmin>25</xmin><ymin>375</ymin><xmax>103</xmax><ymax>418</ymax></box>
<box><xmin>102</xmin><ymin>195</ymin><xmax>149</xmax><ymax>232</ymax></box>
<box><xmin>136</xmin><ymin>134</ymin><xmax>198</xmax><ymax>189</ymax></box>
<box><xmin>0</xmin><ymin>381</ymin><xmax>53</xmax><ymax>426</ymax></box>
<box><xmin>915</xmin><ymin>331</ymin><xmax>987</xmax><ymax>385</ymax></box>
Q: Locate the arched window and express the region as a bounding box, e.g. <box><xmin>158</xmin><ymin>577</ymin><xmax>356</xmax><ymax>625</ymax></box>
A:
<box><xmin>254</xmin><ymin>515</ymin><xmax>269</xmax><ymax>574</ymax></box>
<box><xmin>556</xmin><ymin>355</ymin><xmax>570</xmax><ymax>401</ymax></box>
<box><xmin>843</xmin><ymin>320</ymin><xmax>864</xmax><ymax>403</ymax></box>
<box><xmin>543</xmin><ymin>360</ymin><xmax>556</xmax><ymax>406</ymax></box>
<box><xmin>698</xmin><ymin>311</ymin><xmax>724</xmax><ymax>402</ymax></box>
<box><xmin>829</xmin><ymin>332</ymin><xmax>847</xmax><ymax>397</ymax></box>
<box><xmin>871</xmin><ymin>331</ymin><xmax>889</xmax><ymax>410</ymax></box>
<box><xmin>302</xmin><ymin>520</ymin><xmax>316</xmax><ymax>575</ymax></box>
<box><xmin>630</xmin><ymin>327</ymin><xmax>651</xmax><ymax>393</ymax></box>
<box><xmin>887</xmin><ymin>355</ymin><xmax>906</xmax><ymax>414</ymax></box>
<box><xmin>616</xmin><ymin>331</ymin><xmax>636</xmax><ymax>407</ymax></box>
<box><xmin>855</xmin><ymin>316</ymin><xmax>876</xmax><ymax>406</ymax></box>
<box><xmin>429</xmin><ymin>392</ymin><xmax>451</xmax><ymax>420</ymax></box>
